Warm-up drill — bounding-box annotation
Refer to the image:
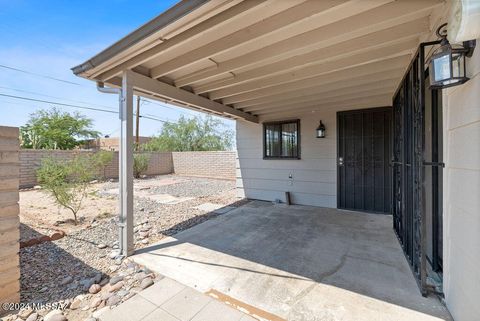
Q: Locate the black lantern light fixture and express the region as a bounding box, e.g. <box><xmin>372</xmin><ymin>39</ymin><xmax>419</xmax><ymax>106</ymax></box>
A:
<box><xmin>316</xmin><ymin>121</ymin><xmax>326</xmax><ymax>138</ymax></box>
<box><xmin>428</xmin><ymin>23</ymin><xmax>476</xmax><ymax>89</ymax></box>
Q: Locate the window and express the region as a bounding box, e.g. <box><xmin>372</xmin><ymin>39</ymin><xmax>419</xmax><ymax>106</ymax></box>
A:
<box><xmin>263</xmin><ymin>120</ymin><xmax>300</xmax><ymax>159</ymax></box>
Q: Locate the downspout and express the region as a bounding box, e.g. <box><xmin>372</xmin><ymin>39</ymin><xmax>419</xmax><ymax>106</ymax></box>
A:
<box><xmin>96</xmin><ymin>81</ymin><xmax>125</xmax><ymax>258</ymax></box>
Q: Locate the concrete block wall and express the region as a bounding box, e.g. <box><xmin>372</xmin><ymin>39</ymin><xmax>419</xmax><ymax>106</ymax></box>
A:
<box><xmin>19</xmin><ymin>150</ymin><xmax>232</xmax><ymax>188</ymax></box>
<box><xmin>20</xmin><ymin>149</ymin><xmax>85</xmax><ymax>187</ymax></box>
<box><xmin>140</xmin><ymin>152</ymin><xmax>174</xmax><ymax>176</ymax></box>
<box><xmin>172</xmin><ymin>151</ymin><xmax>236</xmax><ymax>180</ymax></box>
<box><xmin>0</xmin><ymin>126</ymin><xmax>20</xmax><ymax>312</ymax></box>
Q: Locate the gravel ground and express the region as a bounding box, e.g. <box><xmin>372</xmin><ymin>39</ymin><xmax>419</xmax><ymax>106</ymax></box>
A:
<box><xmin>8</xmin><ymin>175</ymin><xmax>248</xmax><ymax>321</ymax></box>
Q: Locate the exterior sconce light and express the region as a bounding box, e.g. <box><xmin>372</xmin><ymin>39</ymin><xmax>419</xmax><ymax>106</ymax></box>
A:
<box><xmin>316</xmin><ymin>121</ymin><xmax>326</xmax><ymax>138</ymax></box>
<box><xmin>429</xmin><ymin>23</ymin><xmax>476</xmax><ymax>89</ymax></box>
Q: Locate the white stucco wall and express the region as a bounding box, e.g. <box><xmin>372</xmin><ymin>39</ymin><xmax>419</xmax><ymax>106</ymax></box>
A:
<box><xmin>442</xmin><ymin>38</ymin><xmax>480</xmax><ymax>321</ymax></box>
<box><xmin>236</xmin><ymin>109</ymin><xmax>341</xmax><ymax>208</ymax></box>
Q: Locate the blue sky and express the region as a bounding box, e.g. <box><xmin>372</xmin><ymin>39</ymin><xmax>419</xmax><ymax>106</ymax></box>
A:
<box><xmin>0</xmin><ymin>0</ymin><xmax>234</xmax><ymax>137</ymax></box>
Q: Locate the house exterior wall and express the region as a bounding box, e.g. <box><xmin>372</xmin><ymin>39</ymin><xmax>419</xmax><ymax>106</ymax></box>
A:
<box><xmin>236</xmin><ymin>111</ymin><xmax>338</xmax><ymax>207</ymax></box>
<box><xmin>442</xmin><ymin>37</ymin><xmax>480</xmax><ymax>321</ymax></box>
<box><xmin>0</xmin><ymin>126</ymin><xmax>20</xmax><ymax>313</ymax></box>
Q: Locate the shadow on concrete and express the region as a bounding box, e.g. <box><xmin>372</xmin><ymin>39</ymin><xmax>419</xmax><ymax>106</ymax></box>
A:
<box><xmin>134</xmin><ymin>201</ymin><xmax>451</xmax><ymax>320</ymax></box>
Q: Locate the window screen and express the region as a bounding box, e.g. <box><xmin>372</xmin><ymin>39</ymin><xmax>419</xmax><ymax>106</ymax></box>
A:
<box><xmin>263</xmin><ymin>120</ymin><xmax>300</xmax><ymax>159</ymax></box>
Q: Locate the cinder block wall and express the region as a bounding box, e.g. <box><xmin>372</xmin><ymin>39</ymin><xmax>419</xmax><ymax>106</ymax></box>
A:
<box><xmin>139</xmin><ymin>152</ymin><xmax>174</xmax><ymax>176</ymax></box>
<box><xmin>19</xmin><ymin>150</ymin><xmax>174</xmax><ymax>188</ymax></box>
<box><xmin>0</xmin><ymin>126</ymin><xmax>20</xmax><ymax>312</ymax></box>
<box><xmin>20</xmin><ymin>149</ymin><xmax>83</xmax><ymax>187</ymax></box>
<box><xmin>172</xmin><ymin>151</ymin><xmax>236</xmax><ymax>180</ymax></box>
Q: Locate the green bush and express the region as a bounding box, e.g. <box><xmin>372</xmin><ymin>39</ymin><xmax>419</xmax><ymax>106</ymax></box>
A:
<box><xmin>92</xmin><ymin>150</ymin><xmax>114</xmax><ymax>180</ymax></box>
<box><xmin>37</xmin><ymin>155</ymin><xmax>95</xmax><ymax>224</ymax></box>
<box><xmin>133</xmin><ymin>153</ymin><xmax>150</xmax><ymax>178</ymax></box>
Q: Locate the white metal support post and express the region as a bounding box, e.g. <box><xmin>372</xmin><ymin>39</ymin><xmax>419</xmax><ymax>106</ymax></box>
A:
<box><xmin>119</xmin><ymin>71</ymin><xmax>134</xmax><ymax>256</ymax></box>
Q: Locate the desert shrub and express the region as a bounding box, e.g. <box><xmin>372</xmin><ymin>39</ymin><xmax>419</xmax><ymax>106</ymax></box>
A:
<box><xmin>37</xmin><ymin>154</ymin><xmax>95</xmax><ymax>224</ymax></box>
<box><xmin>92</xmin><ymin>150</ymin><xmax>114</xmax><ymax>180</ymax></box>
<box><xmin>133</xmin><ymin>153</ymin><xmax>150</xmax><ymax>178</ymax></box>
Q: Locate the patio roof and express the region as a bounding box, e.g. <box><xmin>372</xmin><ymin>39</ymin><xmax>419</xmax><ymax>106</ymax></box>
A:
<box><xmin>73</xmin><ymin>0</ymin><xmax>444</xmax><ymax>122</ymax></box>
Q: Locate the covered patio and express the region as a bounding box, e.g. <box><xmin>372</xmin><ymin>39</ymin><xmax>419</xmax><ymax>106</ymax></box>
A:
<box><xmin>131</xmin><ymin>202</ymin><xmax>450</xmax><ymax>320</ymax></box>
<box><xmin>72</xmin><ymin>0</ymin><xmax>446</xmax><ymax>258</ymax></box>
<box><xmin>71</xmin><ymin>0</ymin><xmax>459</xmax><ymax>319</ymax></box>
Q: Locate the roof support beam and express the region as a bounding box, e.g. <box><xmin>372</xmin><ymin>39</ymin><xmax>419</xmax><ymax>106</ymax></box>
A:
<box><xmin>150</xmin><ymin>0</ymin><xmax>353</xmax><ymax>78</ymax></box>
<box><xmin>178</xmin><ymin>17</ymin><xmax>426</xmax><ymax>89</ymax></box>
<box><xmin>223</xmin><ymin>56</ymin><xmax>410</xmax><ymax>106</ymax></box>
<box><xmin>126</xmin><ymin>70</ymin><xmax>258</xmax><ymax>123</ymax></box>
<box><xmin>119</xmin><ymin>71</ymin><xmax>134</xmax><ymax>257</ymax></box>
<box><xmin>244</xmin><ymin>78</ymin><xmax>399</xmax><ymax>113</ymax></box>
<box><xmin>96</xmin><ymin>0</ymin><xmax>267</xmax><ymax>81</ymax></box>
<box><xmin>251</xmin><ymin>86</ymin><xmax>396</xmax><ymax>115</ymax></box>
<box><xmin>193</xmin><ymin>0</ymin><xmax>441</xmax><ymax>94</ymax></box>
<box><xmin>237</xmin><ymin>69</ymin><xmax>404</xmax><ymax>110</ymax></box>
<box><xmin>209</xmin><ymin>40</ymin><xmax>417</xmax><ymax>101</ymax></box>
<box><xmin>173</xmin><ymin>0</ymin><xmax>395</xmax><ymax>87</ymax></box>
<box><xmin>259</xmin><ymin>94</ymin><xmax>392</xmax><ymax>119</ymax></box>
<box><xmin>201</xmin><ymin>37</ymin><xmax>418</xmax><ymax>95</ymax></box>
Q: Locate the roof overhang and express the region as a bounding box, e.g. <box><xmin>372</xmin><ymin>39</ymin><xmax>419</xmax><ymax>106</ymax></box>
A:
<box><xmin>73</xmin><ymin>0</ymin><xmax>446</xmax><ymax>123</ymax></box>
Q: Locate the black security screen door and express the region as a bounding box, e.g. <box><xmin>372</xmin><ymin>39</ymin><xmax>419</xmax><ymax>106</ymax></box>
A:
<box><xmin>392</xmin><ymin>40</ymin><xmax>443</xmax><ymax>295</ymax></box>
<box><xmin>337</xmin><ymin>107</ymin><xmax>392</xmax><ymax>213</ymax></box>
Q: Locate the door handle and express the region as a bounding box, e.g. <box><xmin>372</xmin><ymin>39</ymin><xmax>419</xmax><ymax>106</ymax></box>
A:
<box><xmin>338</xmin><ymin>157</ymin><xmax>344</xmax><ymax>166</ymax></box>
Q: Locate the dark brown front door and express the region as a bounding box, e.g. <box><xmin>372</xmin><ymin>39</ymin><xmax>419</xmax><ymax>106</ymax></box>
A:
<box><xmin>337</xmin><ymin>107</ymin><xmax>392</xmax><ymax>213</ymax></box>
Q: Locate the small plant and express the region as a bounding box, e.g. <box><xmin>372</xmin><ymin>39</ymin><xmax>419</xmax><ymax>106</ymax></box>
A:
<box><xmin>37</xmin><ymin>155</ymin><xmax>95</xmax><ymax>225</ymax></box>
<box><xmin>92</xmin><ymin>150</ymin><xmax>114</xmax><ymax>180</ymax></box>
<box><xmin>133</xmin><ymin>153</ymin><xmax>150</xmax><ymax>178</ymax></box>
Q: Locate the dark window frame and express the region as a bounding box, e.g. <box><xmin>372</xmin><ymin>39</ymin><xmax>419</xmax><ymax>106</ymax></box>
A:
<box><xmin>263</xmin><ymin>119</ymin><xmax>301</xmax><ymax>160</ymax></box>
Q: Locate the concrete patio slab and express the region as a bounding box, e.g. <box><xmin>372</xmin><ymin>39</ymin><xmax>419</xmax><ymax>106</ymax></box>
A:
<box><xmin>194</xmin><ymin>202</ymin><xmax>225</xmax><ymax>212</ymax></box>
<box><xmin>132</xmin><ymin>201</ymin><xmax>452</xmax><ymax>321</ymax></box>
<box><xmin>99</xmin><ymin>277</ymin><xmax>252</xmax><ymax>321</ymax></box>
<box><xmin>195</xmin><ymin>203</ymin><xmax>237</xmax><ymax>214</ymax></box>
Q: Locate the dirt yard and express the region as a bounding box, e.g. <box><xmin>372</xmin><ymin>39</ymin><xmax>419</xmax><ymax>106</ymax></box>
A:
<box><xmin>5</xmin><ymin>175</ymin><xmax>247</xmax><ymax>321</ymax></box>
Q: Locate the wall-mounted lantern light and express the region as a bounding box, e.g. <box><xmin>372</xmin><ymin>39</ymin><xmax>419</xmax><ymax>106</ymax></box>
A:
<box><xmin>429</xmin><ymin>23</ymin><xmax>476</xmax><ymax>89</ymax></box>
<box><xmin>316</xmin><ymin>121</ymin><xmax>326</xmax><ymax>138</ymax></box>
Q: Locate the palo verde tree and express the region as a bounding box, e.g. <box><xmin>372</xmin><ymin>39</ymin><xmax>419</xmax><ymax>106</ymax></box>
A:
<box><xmin>141</xmin><ymin>115</ymin><xmax>233</xmax><ymax>152</ymax></box>
<box><xmin>20</xmin><ymin>107</ymin><xmax>100</xmax><ymax>150</ymax></box>
<box><xmin>37</xmin><ymin>154</ymin><xmax>96</xmax><ymax>225</ymax></box>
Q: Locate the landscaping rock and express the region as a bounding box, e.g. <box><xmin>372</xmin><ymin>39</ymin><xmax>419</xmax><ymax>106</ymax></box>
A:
<box><xmin>60</xmin><ymin>276</ymin><xmax>73</xmax><ymax>286</ymax></box>
<box><xmin>134</xmin><ymin>272</ymin><xmax>147</xmax><ymax>281</ymax></box>
<box><xmin>93</xmin><ymin>273</ymin><xmax>102</xmax><ymax>284</ymax></box>
<box><xmin>18</xmin><ymin>308</ymin><xmax>34</xmax><ymax>319</ymax></box>
<box><xmin>106</xmin><ymin>295</ymin><xmax>121</xmax><ymax>306</ymax></box>
<box><xmin>109</xmin><ymin>281</ymin><xmax>124</xmax><ymax>292</ymax></box>
<box><xmin>69</xmin><ymin>296</ymin><xmax>84</xmax><ymax>310</ymax></box>
<box><xmin>97</xmin><ymin>244</ymin><xmax>107</xmax><ymax>249</ymax></box>
<box><xmin>43</xmin><ymin>310</ymin><xmax>65</xmax><ymax>321</ymax></box>
<box><xmin>109</xmin><ymin>250</ymin><xmax>119</xmax><ymax>259</ymax></box>
<box><xmin>99</xmin><ymin>278</ymin><xmax>109</xmax><ymax>286</ymax></box>
<box><xmin>140</xmin><ymin>277</ymin><xmax>154</xmax><ymax>289</ymax></box>
<box><xmin>92</xmin><ymin>307</ymin><xmax>109</xmax><ymax>319</ymax></box>
<box><xmin>19</xmin><ymin>176</ymin><xmax>239</xmax><ymax>321</ymax></box>
<box><xmin>109</xmin><ymin>275</ymin><xmax>124</xmax><ymax>285</ymax></box>
<box><xmin>89</xmin><ymin>284</ymin><xmax>101</xmax><ymax>294</ymax></box>
<box><xmin>90</xmin><ymin>297</ymin><xmax>103</xmax><ymax>309</ymax></box>
<box><xmin>25</xmin><ymin>313</ymin><xmax>38</xmax><ymax>321</ymax></box>
<box><xmin>117</xmin><ymin>289</ymin><xmax>129</xmax><ymax>297</ymax></box>
<box><xmin>80</xmin><ymin>278</ymin><xmax>95</xmax><ymax>291</ymax></box>
<box><xmin>49</xmin><ymin>232</ymin><xmax>64</xmax><ymax>241</ymax></box>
